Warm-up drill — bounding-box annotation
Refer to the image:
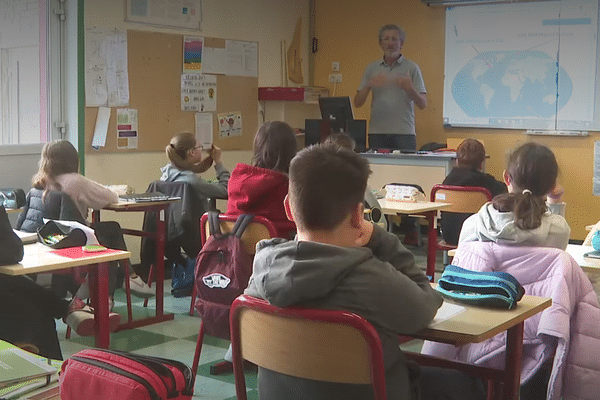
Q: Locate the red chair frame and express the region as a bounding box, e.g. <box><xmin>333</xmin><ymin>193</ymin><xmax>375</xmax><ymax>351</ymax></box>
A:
<box><xmin>428</xmin><ymin>184</ymin><xmax>492</xmax><ymax>276</ymax></box>
<box><xmin>230</xmin><ymin>295</ymin><xmax>388</xmax><ymax>400</ymax></box>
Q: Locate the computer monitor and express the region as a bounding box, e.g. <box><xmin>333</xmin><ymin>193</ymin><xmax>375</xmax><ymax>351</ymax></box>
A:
<box><xmin>318</xmin><ymin>96</ymin><xmax>354</xmax><ymax>134</ymax></box>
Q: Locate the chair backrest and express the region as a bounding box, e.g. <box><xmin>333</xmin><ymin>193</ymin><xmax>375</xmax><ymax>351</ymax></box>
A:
<box><xmin>430</xmin><ymin>184</ymin><xmax>492</xmax><ymax>214</ymax></box>
<box><xmin>200</xmin><ymin>213</ymin><xmax>277</xmax><ymax>255</ymax></box>
<box><xmin>230</xmin><ymin>295</ymin><xmax>387</xmax><ymax>400</ymax></box>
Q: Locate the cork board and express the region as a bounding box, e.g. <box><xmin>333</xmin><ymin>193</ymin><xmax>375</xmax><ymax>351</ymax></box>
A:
<box><xmin>85</xmin><ymin>30</ymin><xmax>258</xmax><ymax>153</ymax></box>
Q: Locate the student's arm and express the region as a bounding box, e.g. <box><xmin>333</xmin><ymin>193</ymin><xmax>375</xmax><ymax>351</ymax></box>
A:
<box><xmin>0</xmin><ymin>206</ymin><xmax>23</xmax><ymax>265</ymax></box>
<box><xmin>67</xmin><ymin>174</ymin><xmax>119</xmax><ymax>211</ymax></box>
<box><xmin>365</xmin><ymin>224</ymin><xmax>419</xmax><ymax>277</ymax></box>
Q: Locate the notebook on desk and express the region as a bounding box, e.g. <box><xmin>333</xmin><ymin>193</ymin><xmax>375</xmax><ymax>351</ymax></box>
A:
<box><xmin>13</xmin><ymin>229</ymin><xmax>38</xmax><ymax>244</ymax></box>
<box><xmin>118</xmin><ymin>192</ymin><xmax>174</xmax><ymax>203</ymax></box>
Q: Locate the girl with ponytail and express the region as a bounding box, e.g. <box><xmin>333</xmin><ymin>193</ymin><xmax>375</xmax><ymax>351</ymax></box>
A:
<box><xmin>160</xmin><ymin>132</ymin><xmax>230</xmax><ymax>206</ymax></box>
<box><xmin>458</xmin><ymin>142</ymin><xmax>570</xmax><ymax>250</ymax></box>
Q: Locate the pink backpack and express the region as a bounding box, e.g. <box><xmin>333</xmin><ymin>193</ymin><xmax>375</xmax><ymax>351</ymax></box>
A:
<box><xmin>60</xmin><ymin>349</ymin><xmax>193</xmax><ymax>399</ymax></box>
<box><xmin>194</xmin><ymin>213</ymin><xmax>254</xmax><ymax>339</ymax></box>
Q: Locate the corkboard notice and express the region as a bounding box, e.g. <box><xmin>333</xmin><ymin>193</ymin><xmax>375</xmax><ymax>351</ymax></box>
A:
<box><xmin>85</xmin><ymin>30</ymin><xmax>258</xmax><ymax>153</ymax></box>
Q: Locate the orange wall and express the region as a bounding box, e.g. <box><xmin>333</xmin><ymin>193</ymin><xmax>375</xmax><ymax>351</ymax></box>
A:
<box><xmin>314</xmin><ymin>0</ymin><xmax>599</xmax><ymax>240</ymax></box>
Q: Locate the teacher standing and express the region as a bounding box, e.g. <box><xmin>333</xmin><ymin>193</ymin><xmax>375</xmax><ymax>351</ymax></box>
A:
<box><xmin>354</xmin><ymin>24</ymin><xmax>427</xmax><ymax>151</ymax></box>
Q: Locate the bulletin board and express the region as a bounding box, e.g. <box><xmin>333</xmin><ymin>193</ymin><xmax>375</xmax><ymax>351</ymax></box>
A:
<box><xmin>85</xmin><ymin>30</ymin><xmax>258</xmax><ymax>153</ymax></box>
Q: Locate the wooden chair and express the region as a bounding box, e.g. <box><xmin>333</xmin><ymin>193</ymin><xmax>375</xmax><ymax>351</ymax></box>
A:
<box><xmin>430</xmin><ymin>184</ymin><xmax>492</xmax><ymax>267</ymax></box>
<box><xmin>190</xmin><ymin>213</ymin><xmax>277</xmax><ymax>377</ymax></box>
<box><xmin>229</xmin><ymin>295</ymin><xmax>388</xmax><ymax>400</ymax></box>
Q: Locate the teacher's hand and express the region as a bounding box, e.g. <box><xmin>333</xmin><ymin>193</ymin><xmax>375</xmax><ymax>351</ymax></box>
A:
<box><xmin>368</xmin><ymin>73</ymin><xmax>388</xmax><ymax>89</ymax></box>
<box><xmin>396</xmin><ymin>73</ymin><xmax>414</xmax><ymax>91</ymax></box>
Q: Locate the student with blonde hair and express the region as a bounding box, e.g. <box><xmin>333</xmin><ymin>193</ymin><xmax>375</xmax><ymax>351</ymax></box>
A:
<box><xmin>161</xmin><ymin>132</ymin><xmax>229</xmax><ymax>210</ymax></box>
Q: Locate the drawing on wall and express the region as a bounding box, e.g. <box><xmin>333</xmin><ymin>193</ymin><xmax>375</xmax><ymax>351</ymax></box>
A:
<box><xmin>181</xmin><ymin>73</ymin><xmax>216</xmax><ymax>111</ymax></box>
<box><xmin>183</xmin><ymin>36</ymin><xmax>203</xmax><ymax>73</ymax></box>
<box><xmin>85</xmin><ymin>28</ymin><xmax>129</xmax><ymax>107</ymax></box>
<box><xmin>218</xmin><ymin>111</ymin><xmax>242</xmax><ymax>138</ymax></box>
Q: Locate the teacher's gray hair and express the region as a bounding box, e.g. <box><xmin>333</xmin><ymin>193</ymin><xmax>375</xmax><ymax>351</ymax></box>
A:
<box><xmin>378</xmin><ymin>24</ymin><xmax>406</xmax><ymax>43</ymax></box>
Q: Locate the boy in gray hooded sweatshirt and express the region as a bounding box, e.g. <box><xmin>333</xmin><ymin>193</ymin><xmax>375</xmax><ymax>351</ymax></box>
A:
<box><xmin>244</xmin><ymin>144</ymin><xmax>485</xmax><ymax>400</ymax></box>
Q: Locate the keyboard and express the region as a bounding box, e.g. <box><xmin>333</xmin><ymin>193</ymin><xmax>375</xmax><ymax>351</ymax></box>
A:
<box><xmin>118</xmin><ymin>192</ymin><xmax>172</xmax><ymax>202</ymax></box>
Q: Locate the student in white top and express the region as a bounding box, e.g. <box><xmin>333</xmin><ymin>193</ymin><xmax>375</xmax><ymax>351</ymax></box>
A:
<box><xmin>32</xmin><ymin>140</ymin><xmax>155</xmax><ymax>335</ymax></box>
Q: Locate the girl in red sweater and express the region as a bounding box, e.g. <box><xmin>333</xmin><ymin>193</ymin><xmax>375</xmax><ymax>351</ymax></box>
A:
<box><xmin>226</xmin><ymin>121</ymin><xmax>297</xmax><ymax>238</ymax></box>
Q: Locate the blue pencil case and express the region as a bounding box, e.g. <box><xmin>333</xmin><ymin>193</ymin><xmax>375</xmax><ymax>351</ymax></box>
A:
<box><xmin>436</xmin><ymin>265</ymin><xmax>525</xmax><ymax>309</ymax></box>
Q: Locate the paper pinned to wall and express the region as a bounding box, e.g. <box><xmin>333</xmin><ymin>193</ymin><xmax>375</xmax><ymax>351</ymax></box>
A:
<box><xmin>195</xmin><ymin>112</ymin><xmax>213</xmax><ymax>148</ymax></box>
<box><xmin>218</xmin><ymin>111</ymin><xmax>242</xmax><ymax>138</ymax></box>
<box><xmin>183</xmin><ymin>36</ymin><xmax>203</xmax><ymax>73</ymax></box>
<box><xmin>226</xmin><ymin>40</ymin><xmax>258</xmax><ymax>77</ymax></box>
<box><xmin>116</xmin><ymin>109</ymin><xmax>138</xmax><ymax>149</ymax></box>
<box><xmin>85</xmin><ymin>28</ymin><xmax>129</xmax><ymax>107</ymax></box>
<box><xmin>92</xmin><ymin>107</ymin><xmax>111</xmax><ymax>150</ymax></box>
<box><xmin>181</xmin><ymin>73</ymin><xmax>217</xmax><ymax>112</ymax></box>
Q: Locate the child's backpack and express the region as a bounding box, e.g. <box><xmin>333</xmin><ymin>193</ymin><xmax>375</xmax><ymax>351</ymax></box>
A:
<box><xmin>194</xmin><ymin>212</ymin><xmax>254</xmax><ymax>339</ymax></box>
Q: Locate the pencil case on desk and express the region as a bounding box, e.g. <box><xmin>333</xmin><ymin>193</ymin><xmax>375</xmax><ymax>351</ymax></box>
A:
<box><xmin>436</xmin><ymin>265</ymin><xmax>525</xmax><ymax>309</ymax></box>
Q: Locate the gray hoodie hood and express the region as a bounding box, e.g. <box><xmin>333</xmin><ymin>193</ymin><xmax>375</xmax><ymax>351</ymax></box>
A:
<box><xmin>246</xmin><ymin>238</ymin><xmax>373</xmax><ymax>307</ymax></box>
<box><xmin>459</xmin><ymin>202</ymin><xmax>570</xmax><ymax>250</ymax></box>
<box><xmin>160</xmin><ymin>163</ymin><xmax>187</xmax><ymax>182</ymax></box>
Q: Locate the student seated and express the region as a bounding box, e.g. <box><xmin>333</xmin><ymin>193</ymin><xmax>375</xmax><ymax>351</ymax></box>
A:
<box><xmin>440</xmin><ymin>138</ymin><xmax>507</xmax><ymax>245</ymax></box>
<box><xmin>459</xmin><ymin>142</ymin><xmax>569</xmax><ymax>250</ymax></box>
<box><xmin>22</xmin><ymin>140</ymin><xmax>154</xmax><ymax>335</ymax></box>
<box><xmin>324</xmin><ymin>132</ymin><xmax>387</xmax><ymax>230</ymax></box>
<box><xmin>244</xmin><ymin>143</ymin><xmax>485</xmax><ymax>400</ymax></box>
<box><xmin>161</xmin><ymin>132</ymin><xmax>230</xmax><ymax>214</ymax></box>
<box><xmin>226</xmin><ymin>121</ymin><xmax>297</xmax><ymax>238</ymax></box>
<box><xmin>0</xmin><ymin>205</ymin><xmax>69</xmax><ymax>359</ymax></box>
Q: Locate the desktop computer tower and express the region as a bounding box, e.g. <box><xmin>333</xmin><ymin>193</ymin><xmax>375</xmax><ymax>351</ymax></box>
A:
<box><xmin>304</xmin><ymin>119</ymin><xmax>366</xmax><ymax>152</ymax></box>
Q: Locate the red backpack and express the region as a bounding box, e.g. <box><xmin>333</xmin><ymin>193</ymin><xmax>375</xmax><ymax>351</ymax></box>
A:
<box><xmin>194</xmin><ymin>212</ymin><xmax>254</xmax><ymax>339</ymax></box>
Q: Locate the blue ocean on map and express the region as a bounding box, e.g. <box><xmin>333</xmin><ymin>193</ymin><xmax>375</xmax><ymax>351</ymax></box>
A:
<box><xmin>451</xmin><ymin>50</ymin><xmax>572</xmax><ymax>118</ymax></box>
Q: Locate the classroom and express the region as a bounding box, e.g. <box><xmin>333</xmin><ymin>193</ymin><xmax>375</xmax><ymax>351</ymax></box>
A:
<box><xmin>2</xmin><ymin>0</ymin><xmax>600</xmax><ymax>399</ymax></box>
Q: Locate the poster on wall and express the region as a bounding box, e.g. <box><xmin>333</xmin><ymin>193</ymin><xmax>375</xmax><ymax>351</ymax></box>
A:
<box><xmin>183</xmin><ymin>36</ymin><xmax>203</xmax><ymax>73</ymax></box>
<box><xmin>218</xmin><ymin>111</ymin><xmax>242</xmax><ymax>138</ymax></box>
<box><xmin>195</xmin><ymin>112</ymin><xmax>213</xmax><ymax>148</ymax></box>
<box><xmin>85</xmin><ymin>28</ymin><xmax>129</xmax><ymax>107</ymax></box>
<box><xmin>126</xmin><ymin>0</ymin><xmax>201</xmax><ymax>30</ymax></box>
<box><xmin>181</xmin><ymin>73</ymin><xmax>217</xmax><ymax>111</ymax></box>
<box><xmin>116</xmin><ymin>109</ymin><xmax>138</xmax><ymax>149</ymax></box>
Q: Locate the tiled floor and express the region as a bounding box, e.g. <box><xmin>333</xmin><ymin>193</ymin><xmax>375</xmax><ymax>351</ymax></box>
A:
<box><xmin>56</xmin><ymin>236</ymin><xmax>438</xmax><ymax>399</ymax></box>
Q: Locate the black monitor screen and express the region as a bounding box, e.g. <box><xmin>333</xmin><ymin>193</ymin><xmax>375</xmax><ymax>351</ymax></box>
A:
<box><xmin>318</xmin><ymin>96</ymin><xmax>354</xmax><ymax>134</ymax></box>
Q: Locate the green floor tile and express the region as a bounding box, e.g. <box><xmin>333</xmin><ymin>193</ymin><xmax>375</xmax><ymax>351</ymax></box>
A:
<box><xmin>181</xmin><ymin>334</ymin><xmax>230</xmax><ymax>349</ymax></box>
<box><xmin>66</xmin><ymin>328</ymin><xmax>178</xmax><ymax>352</ymax></box>
<box><xmin>224</xmin><ymin>389</ymin><xmax>258</xmax><ymax>400</ymax></box>
<box><xmin>196</xmin><ymin>361</ymin><xmax>258</xmax><ymax>389</ymax></box>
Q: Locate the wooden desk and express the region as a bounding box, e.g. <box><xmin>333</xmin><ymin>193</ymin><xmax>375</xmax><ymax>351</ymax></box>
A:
<box><xmin>565</xmin><ymin>244</ymin><xmax>600</xmax><ymax>274</ymax></box>
<box><xmin>380</xmin><ymin>199</ymin><xmax>450</xmax><ymax>280</ymax></box>
<box><xmin>408</xmin><ymin>295</ymin><xmax>552</xmax><ymax>400</ymax></box>
<box><xmin>0</xmin><ymin>243</ymin><xmax>130</xmax><ymax>349</ymax></box>
<box><xmin>92</xmin><ymin>199</ymin><xmax>179</xmax><ymax>330</ymax></box>
<box><xmin>5</xmin><ymin>207</ymin><xmax>22</xmax><ymax>214</ymax></box>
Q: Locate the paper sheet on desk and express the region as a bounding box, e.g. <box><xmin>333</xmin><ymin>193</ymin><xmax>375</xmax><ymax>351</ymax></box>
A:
<box><xmin>428</xmin><ymin>302</ymin><xmax>466</xmax><ymax>327</ymax></box>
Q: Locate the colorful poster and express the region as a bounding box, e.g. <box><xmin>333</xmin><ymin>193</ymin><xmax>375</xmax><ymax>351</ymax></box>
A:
<box><xmin>183</xmin><ymin>36</ymin><xmax>203</xmax><ymax>73</ymax></box>
<box><xmin>218</xmin><ymin>111</ymin><xmax>242</xmax><ymax>138</ymax></box>
<box><xmin>181</xmin><ymin>73</ymin><xmax>217</xmax><ymax>112</ymax></box>
<box><xmin>116</xmin><ymin>109</ymin><xmax>138</xmax><ymax>149</ymax></box>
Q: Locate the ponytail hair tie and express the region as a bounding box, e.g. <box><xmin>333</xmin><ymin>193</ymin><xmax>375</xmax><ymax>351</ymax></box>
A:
<box><xmin>170</xmin><ymin>143</ymin><xmax>175</xmax><ymax>149</ymax></box>
<box><xmin>522</xmin><ymin>189</ymin><xmax>532</xmax><ymax>195</ymax></box>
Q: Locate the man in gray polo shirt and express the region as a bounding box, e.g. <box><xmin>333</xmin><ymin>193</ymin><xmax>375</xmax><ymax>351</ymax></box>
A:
<box><xmin>354</xmin><ymin>24</ymin><xmax>427</xmax><ymax>151</ymax></box>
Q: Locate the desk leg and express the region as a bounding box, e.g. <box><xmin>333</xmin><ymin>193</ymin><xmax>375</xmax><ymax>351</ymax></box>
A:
<box><xmin>155</xmin><ymin>209</ymin><xmax>165</xmax><ymax>317</ymax></box>
<box><xmin>502</xmin><ymin>322</ymin><xmax>524</xmax><ymax>400</ymax></box>
<box><xmin>426</xmin><ymin>211</ymin><xmax>437</xmax><ymax>282</ymax></box>
<box><xmin>90</xmin><ymin>261</ymin><xmax>110</xmax><ymax>349</ymax></box>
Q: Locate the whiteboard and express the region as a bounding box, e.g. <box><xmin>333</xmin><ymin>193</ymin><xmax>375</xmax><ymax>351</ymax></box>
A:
<box><xmin>126</xmin><ymin>0</ymin><xmax>201</xmax><ymax>30</ymax></box>
<box><xmin>443</xmin><ymin>0</ymin><xmax>600</xmax><ymax>132</ymax></box>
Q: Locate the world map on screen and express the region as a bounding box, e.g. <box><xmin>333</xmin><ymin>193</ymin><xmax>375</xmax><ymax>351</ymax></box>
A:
<box><xmin>451</xmin><ymin>50</ymin><xmax>572</xmax><ymax>119</ymax></box>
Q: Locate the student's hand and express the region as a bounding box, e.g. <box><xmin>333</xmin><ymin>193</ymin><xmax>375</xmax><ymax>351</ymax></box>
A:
<box><xmin>547</xmin><ymin>184</ymin><xmax>564</xmax><ymax>204</ymax></box>
<box><xmin>368</xmin><ymin>73</ymin><xmax>388</xmax><ymax>88</ymax></box>
<box><xmin>355</xmin><ymin>219</ymin><xmax>374</xmax><ymax>247</ymax></box>
<box><xmin>210</xmin><ymin>146</ymin><xmax>222</xmax><ymax>164</ymax></box>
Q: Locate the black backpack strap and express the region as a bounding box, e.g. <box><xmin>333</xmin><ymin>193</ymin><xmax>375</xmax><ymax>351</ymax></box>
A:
<box><xmin>207</xmin><ymin>211</ymin><xmax>222</xmax><ymax>236</ymax></box>
<box><xmin>231</xmin><ymin>214</ymin><xmax>254</xmax><ymax>238</ymax></box>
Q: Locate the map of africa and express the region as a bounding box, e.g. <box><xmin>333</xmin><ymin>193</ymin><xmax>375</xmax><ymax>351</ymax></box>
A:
<box><xmin>451</xmin><ymin>50</ymin><xmax>572</xmax><ymax>118</ymax></box>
